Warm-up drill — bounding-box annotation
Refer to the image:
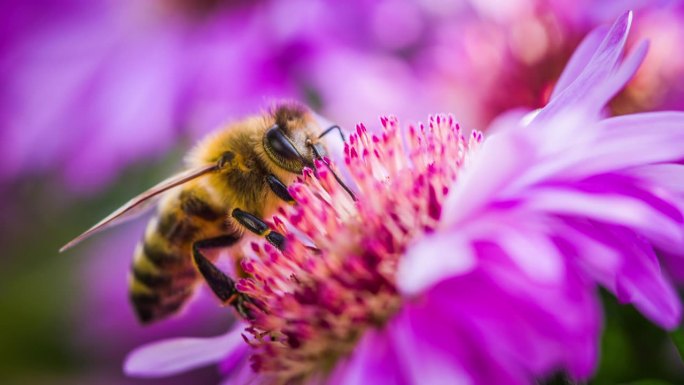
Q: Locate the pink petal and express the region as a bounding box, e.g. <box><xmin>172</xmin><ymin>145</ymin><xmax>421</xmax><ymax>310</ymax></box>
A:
<box><xmin>512</xmin><ymin>112</ymin><xmax>684</xmax><ymax>188</ymax></box>
<box><xmin>401</xmin><ymin>211</ymin><xmax>565</xmax><ymax>295</ymax></box>
<box><xmin>609</xmin><ymin>228</ymin><xmax>681</xmax><ymax>329</ymax></box>
<box><xmin>219</xmin><ymin>359</ymin><xmax>257</xmax><ymax>385</ymax></box>
<box><xmin>442</xmin><ymin>132</ymin><xmax>534</xmax><ymax>226</ymax></box>
<box><xmin>486</xmin><ymin>108</ymin><xmax>534</xmax><ymax>134</ymax></box>
<box><xmin>329</xmin><ymin>328</ymin><xmax>408</xmax><ymax>385</ymax></box>
<box><xmin>523</xmin><ymin>188</ymin><xmax>684</xmax><ymax>247</ymax></box>
<box><xmin>124</xmin><ymin>325</ymin><xmax>246</xmax><ymax>378</ymax></box>
<box><xmin>550</xmin><ymin>25</ymin><xmax>610</xmax><ymax>101</ymax></box>
<box><xmin>581</xmin><ymin>40</ymin><xmax>649</xmax><ymax>115</ymax></box>
<box><xmin>625</xmin><ymin>164</ymin><xmax>684</xmax><ymax>195</ymax></box>
<box><xmin>398</xmin><ymin>233</ymin><xmax>475</xmax><ymax>295</ymax></box>
<box><xmin>591</xmin><ymin>111</ymin><xmax>684</xmax><ymax>168</ymax></box>
<box><xmin>535</xmin><ymin>11</ymin><xmax>633</xmax><ymax>123</ymax></box>
<box><xmin>423</xmin><ymin>259</ymin><xmax>600</xmax><ymax>379</ymax></box>
<box><xmin>562</xmin><ymin>220</ymin><xmax>681</xmax><ymax>329</ymax></box>
<box><xmin>558</xmin><ymin>222</ymin><xmax>623</xmax><ymax>286</ymax></box>
<box><xmin>390</xmin><ymin>309</ymin><xmax>484</xmax><ymax>385</ymax></box>
<box><xmin>495</xmin><ymin>224</ymin><xmax>565</xmax><ymax>282</ymax></box>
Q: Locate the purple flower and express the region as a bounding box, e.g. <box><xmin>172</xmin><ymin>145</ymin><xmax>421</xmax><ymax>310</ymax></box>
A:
<box><xmin>613</xmin><ymin>2</ymin><xmax>684</xmax><ymax>113</ymax></box>
<box><xmin>123</xmin><ymin>12</ymin><xmax>684</xmax><ymax>384</ymax></box>
<box><xmin>420</xmin><ymin>1</ymin><xmax>684</xmax><ymax>126</ymax></box>
<box><xmin>0</xmin><ymin>0</ymin><xmax>440</xmax><ymax>191</ymax></box>
<box><xmin>5</xmin><ymin>1</ymin><xmax>684</xmax><ymax>194</ymax></box>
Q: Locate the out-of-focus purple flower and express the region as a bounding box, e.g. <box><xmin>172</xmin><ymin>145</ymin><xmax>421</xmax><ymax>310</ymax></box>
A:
<box><xmin>0</xmin><ymin>0</ymin><xmax>440</xmax><ymax>191</ymax></box>
<box><xmin>122</xmin><ymin>12</ymin><xmax>684</xmax><ymax>384</ymax></box>
<box><xmin>0</xmin><ymin>1</ymin><xmax>301</xmax><ymax>190</ymax></box>
<box><xmin>4</xmin><ymin>1</ymin><xmax>683</xmax><ymax>192</ymax></box>
<box><xmin>427</xmin><ymin>0</ymin><xmax>684</xmax><ymax>123</ymax></box>
<box><xmin>612</xmin><ymin>2</ymin><xmax>684</xmax><ymax>113</ymax></box>
<box><xmin>77</xmin><ymin>223</ymin><xmax>228</xmax><ymax>346</ymax></box>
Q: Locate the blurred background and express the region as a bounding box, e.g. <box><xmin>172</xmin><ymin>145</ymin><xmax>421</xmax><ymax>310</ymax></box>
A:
<box><xmin>2</xmin><ymin>0</ymin><xmax>684</xmax><ymax>384</ymax></box>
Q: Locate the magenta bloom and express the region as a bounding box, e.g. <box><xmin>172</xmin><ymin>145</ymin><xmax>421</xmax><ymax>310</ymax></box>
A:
<box><xmin>5</xmin><ymin>1</ymin><xmax>684</xmax><ymax>194</ymax></box>
<box><xmin>124</xmin><ymin>11</ymin><xmax>682</xmax><ymax>384</ymax></box>
<box><xmin>0</xmin><ymin>0</ymin><xmax>440</xmax><ymax>191</ymax></box>
<box><xmin>422</xmin><ymin>1</ymin><xmax>684</xmax><ymax>125</ymax></box>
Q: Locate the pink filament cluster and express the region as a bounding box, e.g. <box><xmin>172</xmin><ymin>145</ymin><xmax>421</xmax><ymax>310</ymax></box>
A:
<box><xmin>236</xmin><ymin>115</ymin><xmax>482</xmax><ymax>383</ymax></box>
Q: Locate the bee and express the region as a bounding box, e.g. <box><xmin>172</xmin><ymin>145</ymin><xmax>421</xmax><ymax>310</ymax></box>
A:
<box><xmin>61</xmin><ymin>102</ymin><xmax>352</xmax><ymax>324</ymax></box>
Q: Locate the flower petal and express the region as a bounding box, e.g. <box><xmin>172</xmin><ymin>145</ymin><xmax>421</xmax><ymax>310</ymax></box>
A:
<box><xmin>523</xmin><ymin>188</ymin><xmax>684</xmax><ymax>247</ymax></box>
<box><xmin>535</xmin><ymin>11</ymin><xmax>633</xmax><ymax>123</ymax></box>
<box><xmin>391</xmin><ymin>307</ymin><xmax>496</xmax><ymax>385</ymax></box>
<box><xmin>492</xmin><ymin>106</ymin><xmax>684</xmax><ymax>198</ymax></box>
<box><xmin>124</xmin><ymin>325</ymin><xmax>246</xmax><ymax>378</ymax></box>
<box><xmin>398</xmin><ymin>232</ymin><xmax>475</xmax><ymax>296</ymax></box>
<box><xmin>582</xmin><ymin>40</ymin><xmax>649</xmax><ymax>114</ymax></box>
<box><xmin>329</xmin><ymin>328</ymin><xmax>408</xmax><ymax>385</ymax></box>
<box><xmin>550</xmin><ymin>25</ymin><xmax>610</xmax><ymax>101</ymax></box>
<box><xmin>511</xmin><ymin>112</ymin><xmax>684</xmax><ymax>189</ymax></box>
<box><xmin>442</xmin><ymin>132</ymin><xmax>534</xmax><ymax>226</ymax></box>
<box><xmin>591</xmin><ymin>111</ymin><xmax>684</xmax><ymax>169</ymax></box>
<box><xmin>495</xmin><ymin>223</ymin><xmax>565</xmax><ymax>282</ymax></box>
<box><xmin>625</xmin><ymin>164</ymin><xmax>684</xmax><ymax>196</ymax></box>
<box><xmin>562</xmin><ymin>220</ymin><xmax>682</xmax><ymax>329</ymax></box>
<box><xmin>422</xmin><ymin>260</ymin><xmax>600</xmax><ymax>379</ymax></box>
<box><xmin>613</xmin><ymin>235</ymin><xmax>682</xmax><ymax>329</ymax></box>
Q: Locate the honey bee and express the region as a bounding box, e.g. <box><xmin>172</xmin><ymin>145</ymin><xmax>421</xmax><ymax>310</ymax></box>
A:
<box><xmin>61</xmin><ymin>102</ymin><xmax>351</xmax><ymax>324</ymax></box>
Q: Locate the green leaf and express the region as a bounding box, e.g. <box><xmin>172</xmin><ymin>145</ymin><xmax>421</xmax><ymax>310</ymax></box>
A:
<box><xmin>669</xmin><ymin>324</ymin><xmax>684</xmax><ymax>361</ymax></box>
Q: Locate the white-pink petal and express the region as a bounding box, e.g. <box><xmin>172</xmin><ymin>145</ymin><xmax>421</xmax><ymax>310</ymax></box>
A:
<box><xmin>391</xmin><ymin>312</ymin><xmax>474</xmax><ymax>385</ymax></box>
<box><xmin>496</xmin><ymin>225</ymin><xmax>565</xmax><ymax>283</ymax></box>
<box><xmin>550</xmin><ymin>25</ymin><xmax>610</xmax><ymax>101</ymax></box>
<box><xmin>398</xmin><ymin>233</ymin><xmax>475</xmax><ymax>296</ymax></box>
<box><xmin>581</xmin><ymin>40</ymin><xmax>649</xmax><ymax>115</ymax></box>
<box><xmin>559</xmin><ymin>223</ymin><xmax>622</xmax><ymax>285</ymax></box>
<box><xmin>523</xmin><ymin>189</ymin><xmax>684</xmax><ymax>247</ymax></box>
<box><xmin>534</xmin><ymin>11</ymin><xmax>632</xmax><ymax>124</ymax></box>
<box><xmin>616</xmin><ymin>265</ymin><xmax>681</xmax><ymax>330</ymax></box>
<box><xmin>560</xmin><ymin>221</ymin><xmax>681</xmax><ymax>328</ymax></box>
<box><xmin>124</xmin><ymin>325</ymin><xmax>246</xmax><ymax>378</ymax></box>
<box><xmin>625</xmin><ymin>164</ymin><xmax>684</xmax><ymax>195</ymax></box>
<box><xmin>327</xmin><ymin>328</ymin><xmax>405</xmax><ymax>385</ymax></box>
<box><xmin>442</xmin><ymin>132</ymin><xmax>533</xmax><ymax>226</ymax></box>
<box><xmin>514</xmin><ymin>113</ymin><xmax>684</xmax><ymax>188</ymax></box>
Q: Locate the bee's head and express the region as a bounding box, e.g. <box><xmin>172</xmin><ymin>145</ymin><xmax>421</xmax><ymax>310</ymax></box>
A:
<box><xmin>262</xmin><ymin>103</ymin><xmax>327</xmax><ymax>173</ymax></box>
<box><xmin>262</xmin><ymin>102</ymin><xmax>356</xmax><ymax>200</ymax></box>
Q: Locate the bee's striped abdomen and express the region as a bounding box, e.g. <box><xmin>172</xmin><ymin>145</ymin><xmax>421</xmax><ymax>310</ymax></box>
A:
<box><xmin>129</xmin><ymin>188</ymin><xmax>235</xmax><ymax>324</ymax></box>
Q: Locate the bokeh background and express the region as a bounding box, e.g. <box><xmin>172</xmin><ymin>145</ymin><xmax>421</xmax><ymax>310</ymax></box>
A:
<box><xmin>2</xmin><ymin>0</ymin><xmax>684</xmax><ymax>384</ymax></box>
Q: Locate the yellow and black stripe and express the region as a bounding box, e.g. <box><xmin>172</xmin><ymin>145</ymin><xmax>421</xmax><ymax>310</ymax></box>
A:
<box><xmin>128</xmin><ymin>188</ymin><xmax>235</xmax><ymax>323</ymax></box>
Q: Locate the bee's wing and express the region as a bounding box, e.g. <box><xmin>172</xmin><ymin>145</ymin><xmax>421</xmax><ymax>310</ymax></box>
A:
<box><xmin>60</xmin><ymin>164</ymin><xmax>217</xmax><ymax>252</ymax></box>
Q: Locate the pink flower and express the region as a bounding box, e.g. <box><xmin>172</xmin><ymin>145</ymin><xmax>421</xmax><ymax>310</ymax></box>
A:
<box><xmin>0</xmin><ymin>0</ymin><xmax>441</xmax><ymax>191</ymax></box>
<box><xmin>426</xmin><ymin>1</ymin><xmax>684</xmax><ymax>125</ymax></box>
<box><xmin>121</xmin><ymin>11</ymin><xmax>682</xmax><ymax>384</ymax></box>
<box><xmin>5</xmin><ymin>1</ymin><xmax>684</xmax><ymax>194</ymax></box>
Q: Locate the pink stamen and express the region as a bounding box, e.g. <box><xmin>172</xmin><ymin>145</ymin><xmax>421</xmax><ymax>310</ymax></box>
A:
<box><xmin>234</xmin><ymin>115</ymin><xmax>481</xmax><ymax>383</ymax></box>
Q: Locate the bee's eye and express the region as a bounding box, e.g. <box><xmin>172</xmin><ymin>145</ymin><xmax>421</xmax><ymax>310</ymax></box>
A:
<box><xmin>265</xmin><ymin>125</ymin><xmax>302</xmax><ymax>161</ymax></box>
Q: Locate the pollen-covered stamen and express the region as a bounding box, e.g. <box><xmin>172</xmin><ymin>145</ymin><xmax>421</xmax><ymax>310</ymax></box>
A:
<box><xmin>236</xmin><ymin>115</ymin><xmax>482</xmax><ymax>384</ymax></box>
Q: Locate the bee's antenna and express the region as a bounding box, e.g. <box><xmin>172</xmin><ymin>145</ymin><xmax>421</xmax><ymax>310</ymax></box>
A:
<box><xmin>318</xmin><ymin>125</ymin><xmax>346</xmax><ymax>143</ymax></box>
<box><xmin>308</xmin><ymin>140</ymin><xmax>357</xmax><ymax>201</ymax></box>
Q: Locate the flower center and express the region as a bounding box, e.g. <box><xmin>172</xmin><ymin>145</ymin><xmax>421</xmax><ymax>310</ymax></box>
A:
<box><xmin>237</xmin><ymin>115</ymin><xmax>482</xmax><ymax>384</ymax></box>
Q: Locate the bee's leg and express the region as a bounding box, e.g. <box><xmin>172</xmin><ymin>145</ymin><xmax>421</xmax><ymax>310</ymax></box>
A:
<box><xmin>266</xmin><ymin>174</ymin><xmax>295</xmax><ymax>204</ymax></box>
<box><xmin>231</xmin><ymin>208</ymin><xmax>286</xmax><ymax>250</ymax></box>
<box><xmin>191</xmin><ymin>235</ymin><xmax>254</xmax><ymax>319</ymax></box>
